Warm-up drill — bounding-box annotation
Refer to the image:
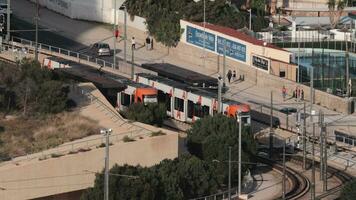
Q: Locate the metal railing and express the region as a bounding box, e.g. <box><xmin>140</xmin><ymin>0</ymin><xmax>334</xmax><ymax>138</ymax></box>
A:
<box><xmin>190</xmin><ymin>188</ymin><xmax>238</xmax><ymax>200</ymax></box>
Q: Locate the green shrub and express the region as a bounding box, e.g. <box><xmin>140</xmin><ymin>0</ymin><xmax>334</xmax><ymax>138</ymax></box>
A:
<box><xmin>123</xmin><ymin>135</ymin><xmax>135</xmax><ymax>143</ymax></box>
<box><xmin>150</xmin><ymin>131</ymin><xmax>166</xmax><ymax>137</ymax></box>
<box><xmin>126</xmin><ymin>103</ymin><xmax>166</xmax><ymax>126</ymax></box>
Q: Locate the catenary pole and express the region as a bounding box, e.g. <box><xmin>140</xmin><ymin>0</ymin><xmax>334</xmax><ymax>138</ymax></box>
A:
<box><xmin>238</xmin><ymin>113</ymin><xmax>242</xmax><ymax>198</ymax></box>
<box><xmin>303</xmin><ymin>101</ymin><xmax>306</xmax><ymax>169</ymax></box>
<box><xmin>113</xmin><ymin>0</ymin><xmax>117</xmax><ymax>69</ymax></box>
<box><xmin>269</xmin><ymin>91</ymin><xmax>273</xmax><ymax>159</ymax></box>
<box><xmin>311</xmin><ymin>123</ymin><xmax>316</xmax><ymax>200</ymax></box>
<box><xmin>131</xmin><ymin>46</ymin><xmax>134</xmax><ymax>79</ymax></box>
<box><xmin>5</xmin><ymin>0</ymin><xmax>10</xmax><ymax>42</ymax></box>
<box><xmin>35</xmin><ymin>0</ymin><xmax>39</xmax><ymax>61</ymax></box>
<box><xmin>124</xmin><ymin>5</ymin><xmax>127</xmax><ymax>63</ymax></box>
<box><xmin>282</xmin><ymin>140</ymin><xmax>286</xmax><ymax>199</ymax></box>
<box><xmin>228</xmin><ymin>146</ymin><xmax>231</xmax><ymax>200</ymax></box>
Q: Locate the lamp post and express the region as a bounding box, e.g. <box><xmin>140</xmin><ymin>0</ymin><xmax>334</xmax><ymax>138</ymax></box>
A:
<box><xmin>237</xmin><ymin>111</ymin><xmax>249</xmax><ymax>198</ymax></box>
<box><xmin>113</xmin><ymin>0</ymin><xmax>117</xmax><ymax>69</ymax></box>
<box><xmin>100</xmin><ymin>128</ymin><xmax>112</xmax><ymax>200</ymax></box>
<box><xmin>194</xmin><ymin>0</ymin><xmax>215</xmax><ymax>67</ymax></box>
<box><xmin>248</xmin><ymin>9</ymin><xmax>252</xmax><ymax>31</ymax></box>
<box><xmin>217</xmin><ymin>75</ymin><xmax>222</xmax><ymax>113</ymax></box>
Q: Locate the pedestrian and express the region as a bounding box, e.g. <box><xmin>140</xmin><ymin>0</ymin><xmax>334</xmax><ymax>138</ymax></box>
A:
<box><xmin>301</xmin><ymin>89</ymin><xmax>304</xmax><ymax>100</ymax></box>
<box><xmin>146</xmin><ymin>36</ymin><xmax>150</xmax><ymax>50</ymax></box>
<box><xmin>227</xmin><ymin>70</ymin><xmax>232</xmax><ymax>83</ymax></box>
<box><xmin>294</xmin><ymin>87</ymin><xmax>298</xmax><ymax>100</ymax></box>
<box><xmin>131</xmin><ymin>37</ymin><xmax>136</xmax><ymax>50</ymax></box>
<box><xmin>150</xmin><ymin>36</ymin><xmax>154</xmax><ymax>50</ymax></box>
<box><xmin>282</xmin><ymin>86</ymin><xmax>287</xmax><ymax>101</ymax></box>
<box><xmin>232</xmin><ymin>70</ymin><xmax>236</xmax><ymax>81</ymax></box>
<box><xmin>297</xmin><ymin>87</ymin><xmax>301</xmax><ymax>101</ymax></box>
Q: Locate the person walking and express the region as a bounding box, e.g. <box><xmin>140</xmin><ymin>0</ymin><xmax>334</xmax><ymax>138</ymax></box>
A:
<box><xmin>131</xmin><ymin>37</ymin><xmax>136</xmax><ymax>50</ymax></box>
<box><xmin>282</xmin><ymin>86</ymin><xmax>287</xmax><ymax>101</ymax></box>
<box><xmin>145</xmin><ymin>36</ymin><xmax>150</xmax><ymax>50</ymax></box>
<box><xmin>232</xmin><ymin>70</ymin><xmax>236</xmax><ymax>81</ymax></box>
<box><xmin>301</xmin><ymin>89</ymin><xmax>304</xmax><ymax>100</ymax></box>
<box><xmin>227</xmin><ymin>70</ymin><xmax>232</xmax><ymax>83</ymax></box>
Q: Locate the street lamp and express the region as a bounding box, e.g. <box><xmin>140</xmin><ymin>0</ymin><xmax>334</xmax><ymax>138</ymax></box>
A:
<box><xmin>194</xmin><ymin>0</ymin><xmax>215</xmax><ymax>67</ymax></box>
<box><xmin>100</xmin><ymin>128</ymin><xmax>112</xmax><ymax>200</ymax></box>
<box><xmin>217</xmin><ymin>75</ymin><xmax>222</xmax><ymax>113</ymax></box>
<box><xmin>237</xmin><ymin>111</ymin><xmax>249</xmax><ymax>198</ymax></box>
<box><xmin>248</xmin><ymin>9</ymin><xmax>252</xmax><ymax>31</ymax></box>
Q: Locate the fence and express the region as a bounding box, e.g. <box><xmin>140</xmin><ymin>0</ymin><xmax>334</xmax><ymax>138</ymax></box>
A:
<box><xmin>8</xmin><ymin>36</ymin><xmax>155</xmax><ymax>78</ymax></box>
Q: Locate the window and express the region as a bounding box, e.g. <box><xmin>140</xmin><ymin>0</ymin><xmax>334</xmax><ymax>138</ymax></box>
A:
<box><xmin>279</xmin><ymin>71</ymin><xmax>286</xmax><ymax>78</ymax></box>
<box><xmin>158</xmin><ymin>91</ymin><xmax>171</xmax><ymax>111</ymax></box>
<box><xmin>120</xmin><ymin>93</ymin><xmax>131</xmax><ymax>106</ymax></box>
<box><xmin>174</xmin><ymin>97</ymin><xmax>184</xmax><ymax>112</ymax></box>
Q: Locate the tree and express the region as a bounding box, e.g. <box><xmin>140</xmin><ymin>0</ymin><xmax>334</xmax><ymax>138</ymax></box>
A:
<box><xmin>340</xmin><ymin>180</ymin><xmax>356</xmax><ymax>200</ymax></box>
<box><xmin>36</xmin><ymin>80</ymin><xmax>68</xmax><ymax>114</ymax></box>
<box><xmin>187</xmin><ymin>114</ymin><xmax>256</xmax><ymax>186</ymax></box>
<box><xmin>80</xmin><ymin>154</ymin><xmax>219</xmax><ymax>200</ymax></box>
<box><xmin>125</xmin><ymin>103</ymin><xmax>166</xmax><ymax>126</ymax></box>
<box><xmin>328</xmin><ymin>0</ymin><xmax>346</xmax><ymax>29</ymax></box>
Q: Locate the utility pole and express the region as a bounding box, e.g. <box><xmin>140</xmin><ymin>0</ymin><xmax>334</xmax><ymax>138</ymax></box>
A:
<box><xmin>269</xmin><ymin>91</ymin><xmax>274</xmax><ymax>159</ymax></box>
<box><xmin>124</xmin><ymin>5</ymin><xmax>127</xmax><ymax>63</ymax></box>
<box><xmin>100</xmin><ymin>128</ymin><xmax>112</xmax><ymax>200</ymax></box>
<box><xmin>346</xmin><ymin>37</ymin><xmax>350</xmax><ymax>97</ymax></box>
<box><xmin>311</xmin><ymin>123</ymin><xmax>316</xmax><ymax>200</ymax></box>
<box><xmin>282</xmin><ymin>140</ymin><xmax>286</xmax><ymax>200</ymax></box>
<box><xmin>228</xmin><ymin>146</ymin><xmax>231</xmax><ymax>200</ymax></box>
<box><xmin>238</xmin><ymin>113</ymin><xmax>242</xmax><ymax>199</ymax></box>
<box><xmin>310</xmin><ymin>36</ymin><xmax>314</xmax><ymax>122</ymax></box>
<box><xmin>303</xmin><ymin>101</ymin><xmax>306</xmax><ymax>169</ymax></box>
<box><xmin>323</xmin><ymin>123</ymin><xmax>327</xmax><ymax>192</ymax></box>
<box><xmin>217</xmin><ymin>76</ymin><xmax>222</xmax><ymax>113</ymax></box>
<box><xmin>113</xmin><ymin>0</ymin><xmax>117</xmax><ymax>69</ymax></box>
<box><xmin>35</xmin><ymin>0</ymin><xmax>39</xmax><ymax>61</ymax></box>
<box><xmin>223</xmin><ymin>43</ymin><xmax>226</xmax><ymax>87</ymax></box>
<box><xmin>131</xmin><ymin>47</ymin><xmax>134</xmax><ymax>79</ymax></box>
<box><xmin>319</xmin><ymin>110</ymin><xmax>324</xmax><ymax>181</ymax></box>
<box><xmin>5</xmin><ymin>0</ymin><xmax>10</xmax><ymax>42</ymax></box>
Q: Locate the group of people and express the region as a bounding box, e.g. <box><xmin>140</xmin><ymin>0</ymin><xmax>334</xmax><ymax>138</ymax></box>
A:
<box><xmin>282</xmin><ymin>86</ymin><xmax>304</xmax><ymax>101</ymax></box>
<box><xmin>131</xmin><ymin>36</ymin><xmax>154</xmax><ymax>50</ymax></box>
<box><xmin>227</xmin><ymin>70</ymin><xmax>237</xmax><ymax>83</ymax></box>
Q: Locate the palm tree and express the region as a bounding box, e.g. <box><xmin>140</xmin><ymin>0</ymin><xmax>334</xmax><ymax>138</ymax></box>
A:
<box><xmin>327</xmin><ymin>0</ymin><xmax>346</xmax><ymax>29</ymax></box>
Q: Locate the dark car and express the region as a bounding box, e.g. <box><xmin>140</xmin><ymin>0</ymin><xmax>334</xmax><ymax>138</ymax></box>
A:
<box><xmin>279</xmin><ymin>107</ymin><xmax>297</xmax><ymax>115</ymax></box>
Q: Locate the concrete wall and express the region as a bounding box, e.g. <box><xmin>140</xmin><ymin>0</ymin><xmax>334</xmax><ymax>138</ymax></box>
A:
<box><xmin>0</xmin><ymin>134</ymin><xmax>180</xmax><ymax>200</ymax></box>
<box><xmin>180</xmin><ymin>20</ymin><xmax>292</xmax><ymax>66</ymax></box>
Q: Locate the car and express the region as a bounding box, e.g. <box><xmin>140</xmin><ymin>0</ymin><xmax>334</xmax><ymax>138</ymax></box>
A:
<box><xmin>91</xmin><ymin>43</ymin><xmax>111</xmax><ymax>56</ymax></box>
<box><xmin>279</xmin><ymin>107</ymin><xmax>297</xmax><ymax>115</ymax></box>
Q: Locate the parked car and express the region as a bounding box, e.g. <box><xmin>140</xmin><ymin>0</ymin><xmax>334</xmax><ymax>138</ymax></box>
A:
<box><xmin>91</xmin><ymin>43</ymin><xmax>111</xmax><ymax>56</ymax></box>
<box><xmin>279</xmin><ymin>107</ymin><xmax>297</xmax><ymax>115</ymax></box>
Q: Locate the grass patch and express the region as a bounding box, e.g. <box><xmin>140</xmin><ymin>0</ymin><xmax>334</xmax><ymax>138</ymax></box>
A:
<box><xmin>51</xmin><ymin>153</ymin><xmax>64</xmax><ymax>158</ymax></box>
<box><xmin>123</xmin><ymin>135</ymin><xmax>136</xmax><ymax>143</ymax></box>
<box><xmin>150</xmin><ymin>131</ymin><xmax>166</xmax><ymax>137</ymax></box>
<box><xmin>0</xmin><ymin>112</ymin><xmax>99</xmax><ymax>158</ymax></box>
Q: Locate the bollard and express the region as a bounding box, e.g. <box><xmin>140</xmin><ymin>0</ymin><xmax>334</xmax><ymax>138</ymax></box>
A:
<box><xmin>59</xmin><ymin>48</ymin><xmax>61</xmax><ymax>54</ymax></box>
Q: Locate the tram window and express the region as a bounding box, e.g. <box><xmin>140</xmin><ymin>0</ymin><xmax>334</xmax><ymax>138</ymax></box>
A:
<box><xmin>188</xmin><ymin>100</ymin><xmax>194</xmax><ymax>118</ymax></box>
<box><xmin>166</xmin><ymin>93</ymin><xmax>171</xmax><ymax>112</ymax></box>
<box><xmin>174</xmin><ymin>97</ymin><xmax>184</xmax><ymax>112</ymax></box>
<box><xmin>121</xmin><ymin>93</ymin><xmax>131</xmax><ymax>106</ymax></box>
<box><xmin>335</xmin><ymin>134</ymin><xmax>344</xmax><ymax>142</ymax></box>
<box><xmin>193</xmin><ymin>103</ymin><xmax>210</xmax><ymax>118</ymax></box>
<box><xmin>158</xmin><ymin>91</ymin><xmax>171</xmax><ymax>111</ymax></box>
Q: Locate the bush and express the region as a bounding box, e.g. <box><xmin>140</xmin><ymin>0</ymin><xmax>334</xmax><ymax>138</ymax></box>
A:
<box><xmin>123</xmin><ymin>135</ymin><xmax>135</xmax><ymax>143</ymax></box>
<box><xmin>150</xmin><ymin>131</ymin><xmax>166</xmax><ymax>137</ymax></box>
<box><xmin>340</xmin><ymin>180</ymin><xmax>356</xmax><ymax>200</ymax></box>
<box><xmin>125</xmin><ymin>103</ymin><xmax>166</xmax><ymax>126</ymax></box>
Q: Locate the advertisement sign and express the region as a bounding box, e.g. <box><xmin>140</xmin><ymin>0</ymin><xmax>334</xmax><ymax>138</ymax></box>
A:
<box><xmin>217</xmin><ymin>36</ymin><xmax>246</xmax><ymax>62</ymax></box>
<box><xmin>186</xmin><ymin>26</ymin><xmax>216</xmax><ymax>52</ymax></box>
<box><xmin>252</xmin><ymin>55</ymin><xmax>269</xmax><ymax>71</ymax></box>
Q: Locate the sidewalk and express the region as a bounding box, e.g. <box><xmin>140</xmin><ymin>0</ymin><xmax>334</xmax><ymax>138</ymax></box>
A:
<box><xmin>12</xmin><ymin>1</ymin><xmax>356</xmax><ymax>135</ymax></box>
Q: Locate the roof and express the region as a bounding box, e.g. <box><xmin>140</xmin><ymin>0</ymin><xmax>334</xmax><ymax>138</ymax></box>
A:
<box><xmin>188</xmin><ymin>21</ymin><xmax>288</xmax><ymax>52</ymax></box>
<box><xmin>141</xmin><ymin>63</ymin><xmax>218</xmax><ymax>88</ymax></box>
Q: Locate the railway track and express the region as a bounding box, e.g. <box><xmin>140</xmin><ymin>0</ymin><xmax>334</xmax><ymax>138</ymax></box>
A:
<box><xmin>290</xmin><ymin>155</ymin><xmax>353</xmax><ymax>199</ymax></box>
<box><xmin>256</xmin><ymin>156</ymin><xmax>310</xmax><ymax>200</ymax></box>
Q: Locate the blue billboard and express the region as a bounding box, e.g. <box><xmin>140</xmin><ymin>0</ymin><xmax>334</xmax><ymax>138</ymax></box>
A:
<box><xmin>186</xmin><ymin>26</ymin><xmax>216</xmax><ymax>52</ymax></box>
<box><xmin>217</xmin><ymin>36</ymin><xmax>246</xmax><ymax>62</ymax></box>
